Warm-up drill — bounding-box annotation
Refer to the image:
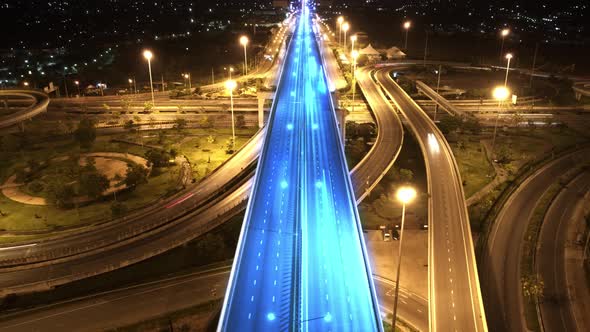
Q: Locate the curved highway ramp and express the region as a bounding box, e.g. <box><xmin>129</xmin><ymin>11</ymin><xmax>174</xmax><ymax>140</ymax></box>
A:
<box><xmin>219</xmin><ymin>5</ymin><xmax>382</xmax><ymax>331</ymax></box>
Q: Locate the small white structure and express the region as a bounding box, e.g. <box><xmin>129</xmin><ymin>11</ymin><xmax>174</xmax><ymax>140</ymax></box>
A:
<box><xmin>358</xmin><ymin>44</ymin><xmax>381</xmax><ymax>63</ymax></box>
<box><xmin>385</xmin><ymin>46</ymin><xmax>406</xmax><ymax>60</ymax></box>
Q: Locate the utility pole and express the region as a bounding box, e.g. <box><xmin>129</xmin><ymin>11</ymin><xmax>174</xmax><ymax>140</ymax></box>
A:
<box><xmin>212</xmin><ymin>67</ymin><xmax>215</xmax><ymax>84</ymax></box>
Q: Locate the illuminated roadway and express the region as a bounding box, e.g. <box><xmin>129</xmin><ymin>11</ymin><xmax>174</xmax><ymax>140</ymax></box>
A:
<box><xmin>219</xmin><ymin>5</ymin><xmax>382</xmax><ymax>330</ymax></box>
<box><xmin>374</xmin><ymin>66</ymin><xmax>488</xmax><ymax>332</ymax></box>
<box><xmin>0</xmin><ymin>90</ymin><xmax>49</xmax><ymax>128</ymax></box>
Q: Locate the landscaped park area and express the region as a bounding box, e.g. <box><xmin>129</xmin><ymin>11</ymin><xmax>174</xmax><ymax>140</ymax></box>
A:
<box><xmin>0</xmin><ymin>120</ymin><xmax>256</xmax><ymax>243</ymax></box>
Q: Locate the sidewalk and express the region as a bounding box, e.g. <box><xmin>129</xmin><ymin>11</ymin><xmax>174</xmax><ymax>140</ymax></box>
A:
<box><xmin>565</xmin><ymin>191</ymin><xmax>590</xmax><ymax>332</ymax></box>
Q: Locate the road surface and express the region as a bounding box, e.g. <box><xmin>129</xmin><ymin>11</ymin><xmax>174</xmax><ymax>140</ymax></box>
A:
<box><xmin>219</xmin><ymin>6</ymin><xmax>381</xmax><ymax>330</ymax></box>
<box><xmin>375</xmin><ymin>67</ymin><xmax>488</xmax><ymax>332</ymax></box>
<box><xmin>480</xmin><ymin>147</ymin><xmax>590</xmax><ymax>331</ymax></box>
<box><xmin>0</xmin><ymin>90</ymin><xmax>49</xmax><ymax>128</ymax></box>
<box><xmin>537</xmin><ymin>171</ymin><xmax>590</xmax><ymax>332</ymax></box>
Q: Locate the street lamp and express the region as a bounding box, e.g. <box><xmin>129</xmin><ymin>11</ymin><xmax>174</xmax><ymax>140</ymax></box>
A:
<box><xmin>337</xmin><ymin>16</ymin><xmax>344</xmax><ymax>45</ymax></box>
<box><xmin>504</xmin><ymin>53</ymin><xmax>513</xmax><ymax>87</ymax></box>
<box><xmin>75</xmin><ymin>80</ymin><xmax>81</xmax><ymax>96</ymax></box>
<box><xmin>491</xmin><ymin>86</ymin><xmax>510</xmax><ymax>152</ymax></box>
<box><xmin>225</xmin><ymin>79</ymin><xmax>237</xmax><ymax>150</ymax></box>
<box><xmin>392</xmin><ymin>186</ymin><xmax>417</xmax><ymax>329</ymax></box>
<box><xmin>499</xmin><ymin>28</ymin><xmax>510</xmax><ymax>62</ymax></box>
<box><xmin>350</xmin><ymin>34</ymin><xmax>357</xmax><ymax>53</ymax></box>
<box><xmin>342</xmin><ymin>22</ymin><xmax>350</xmax><ymax>50</ymax></box>
<box><xmin>240</xmin><ymin>36</ymin><xmax>249</xmax><ymax>76</ymax></box>
<box><xmin>183</xmin><ymin>73</ymin><xmax>192</xmax><ymax>91</ymax></box>
<box><xmin>23</xmin><ymin>81</ymin><xmax>29</xmax><ymax>88</ymax></box>
<box><xmin>143</xmin><ymin>50</ymin><xmax>155</xmax><ymax>107</ymax></box>
<box><xmin>128</xmin><ymin>78</ymin><xmax>133</xmax><ymax>94</ymax></box>
<box><xmin>434</xmin><ymin>65</ymin><xmax>442</xmax><ymax>122</ymax></box>
<box><xmin>351</xmin><ymin>50</ymin><xmax>359</xmax><ymax>112</ymax></box>
<box><xmin>403</xmin><ymin>21</ymin><xmax>411</xmax><ymax>50</ymax></box>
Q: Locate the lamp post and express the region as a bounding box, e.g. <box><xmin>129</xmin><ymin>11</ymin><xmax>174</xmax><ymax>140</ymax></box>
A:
<box><xmin>403</xmin><ymin>21</ymin><xmax>411</xmax><ymax>50</ymax></box>
<box><xmin>240</xmin><ymin>36</ymin><xmax>249</xmax><ymax>76</ymax></box>
<box><xmin>492</xmin><ymin>86</ymin><xmax>510</xmax><ymax>153</ymax></box>
<box><xmin>392</xmin><ymin>186</ymin><xmax>417</xmax><ymax>329</ymax></box>
<box><xmin>504</xmin><ymin>53</ymin><xmax>513</xmax><ymax>87</ymax></box>
<box><xmin>499</xmin><ymin>28</ymin><xmax>510</xmax><ymax>62</ymax></box>
<box><xmin>351</xmin><ymin>50</ymin><xmax>359</xmax><ymax>112</ymax></box>
<box><xmin>342</xmin><ymin>22</ymin><xmax>350</xmax><ymax>50</ymax></box>
<box><xmin>350</xmin><ymin>34</ymin><xmax>357</xmax><ymax>54</ymax></box>
<box><xmin>225</xmin><ymin>79</ymin><xmax>237</xmax><ymax>150</ymax></box>
<box><xmin>75</xmin><ymin>80</ymin><xmax>81</xmax><ymax>96</ymax></box>
<box><xmin>183</xmin><ymin>73</ymin><xmax>192</xmax><ymax>91</ymax></box>
<box><xmin>143</xmin><ymin>50</ymin><xmax>155</xmax><ymax>107</ymax></box>
<box><xmin>434</xmin><ymin>65</ymin><xmax>442</xmax><ymax>122</ymax></box>
<box><xmin>337</xmin><ymin>16</ymin><xmax>344</xmax><ymax>45</ymax></box>
<box><xmin>128</xmin><ymin>78</ymin><xmax>133</xmax><ymax>94</ymax></box>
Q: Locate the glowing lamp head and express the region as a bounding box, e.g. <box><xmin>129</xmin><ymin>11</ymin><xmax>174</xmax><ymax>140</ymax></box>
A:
<box><xmin>493</xmin><ymin>86</ymin><xmax>510</xmax><ymax>101</ymax></box>
<box><xmin>240</xmin><ymin>36</ymin><xmax>249</xmax><ymax>46</ymax></box>
<box><xmin>505</xmin><ymin>53</ymin><xmax>513</xmax><ymax>60</ymax></box>
<box><xmin>225</xmin><ymin>80</ymin><xmax>237</xmax><ymax>91</ymax></box>
<box><xmin>128</xmin><ymin>78</ymin><xmax>133</xmax><ymax>83</ymax></box>
<box><xmin>342</xmin><ymin>22</ymin><xmax>349</xmax><ymax>32</ymax></box>
<box><xmin>143</xmin><ymin>50</ymin><xmax>153</xmax><ymax>60</ymax></box>
<box><xmin>351</xmin><ymin>35</ymin><xmax>357</xmax><ymax>42</ymax></box>
<box><xmin>404</xmin><ymin>21</ymin><xmax>411</xmax><ymax>30</ymax></box>
<box><xmin>75</xmin><ymin>80</ymin><xmax>80</xmax><ymax>85</ymax></box>
<box><xmin>351</xmin><ymin>50</ymin><xmax>359</xmax><ymax>60</ymax></box>
<box><xmin>337</xmin><ymin>16</ymin><xmax>344</xmax><ymax>25</ymax></box>
<box><xmin>184</xmin><ymin>73</ymin><xmax>190</xmax><ymax>79</ymax></box>
<box><xmin>501</xmin><ymin>28</ymin><xmax>510</xmax><ymax>37</ymax></box>
<box><xmin>23</xmin><ymin>82</ymin><xmax>29</xmax><ymax>87</ymax></box>
<box><xmin>396</xmin><ymin>187</ymin><xmax>417</xmax><ymax>204</ymax></box>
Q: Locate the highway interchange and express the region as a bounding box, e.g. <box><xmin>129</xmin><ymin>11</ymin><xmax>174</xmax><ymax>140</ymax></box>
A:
<box><xmin>1</xmin><ymin>5</ymin><xmax>589</xmax><ymax>332</ymax></box>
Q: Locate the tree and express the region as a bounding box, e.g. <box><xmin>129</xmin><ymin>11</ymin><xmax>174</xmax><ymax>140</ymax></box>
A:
<box><xmin>110</xmin><ymin>201</ymin><xmax>128</xmax><ymax>217</ymax></box>
<box><xmin>174</xmin><ymin>118</ymin><xmax>187</xmax><ymax>130</ymax></box>
<box><xmin>169</xmin><ymin>148</ymin><xmax>178</xmax><ymax>159</ymax></box>
<box><xmin>521</xmin><ymin>274</ymin><xmax>544</xmax><ymax>298</ymax></box>
<box><xmin>79</xmin><ymin>172</ymin><xmax>110</xmax><ymax>199</ymax></box>
<box><xmin>143</xmin><ymin>101</ymin><xmax>154</xmax><ymax>113</ymax></box>
<box><xmin>496</xmin><ymin>145</ymin><xmax>512</xmax><ymax>164</ymax></box>
<box><xmin>123</xmin><ymin>164</ymin><xmax>149</xmax><ymax>189</ymax></box>
<box><xmin>199</xmin><ymin>116</ymin><xmax>212</xmax><ymax>128</ymax></box>
<box><xmin>46</xmin><ymin>180</ymin><xmax>75</xmax><ymax>208</ymax></box>
<box><xmin>73</xmin><ymin>118</ymin><xmax>97</xmax><ymax>148</ymax></box>
<box><xmin>399</xmin><ymin>169</ymin><xmax>414</xmax><ymax>182</ymax></box>
<box><xmin>437</xmin><ymin>116</ymin><xmax>461</xmax><ymax>135</ymax></box>
<box><xmin>236</xmin><ymin>114</ymin><xmax>246</xmax><ymax>128</ymax></box>
<box><xmin>145</xmin><ymin>149</ymin><xmax>171</xmax><ymax>167</ymax></box>
<box><xmin>464</xmin><ymin>118</ymin><xmax>482</xmax><ymax>135</ymax></box>
<box><xmin>358</xmin><ymin>123</ymin><xmax>376</xmax><ymax>144</ymax></box>
<box><xmin>123</xmin><ymin>120</ymin><xmax>136</xmax><ymax>132</ymax></box>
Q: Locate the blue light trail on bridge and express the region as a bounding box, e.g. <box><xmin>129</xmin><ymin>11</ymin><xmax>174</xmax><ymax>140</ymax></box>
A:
<box><xmin>218</xmin><ymin>2</ymin><xmax>382</xmax><ymax>331</ymax></box>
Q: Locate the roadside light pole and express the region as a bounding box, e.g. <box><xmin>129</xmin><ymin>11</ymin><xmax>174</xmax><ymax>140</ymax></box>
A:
<box><xmin>128</xmin><ymin>78</ymin><xmax>133</xmax><ymax>94</ymax></box>
<box><xmin>434</xmin><ymin>65</ymin><xmax>442</xmax><ymax>122</ymax></box>
<box><xmin>183</xmin><ymin>73</ymin><xmax>192</xmax><ymax>91</ymax></box>
<box><xmin>226</xmin><ymin>80</ymin><xmax>237</xmax><ymax>150</ymax></box>
<box><xmin>392</xmin><ymin>186</ymin><xmax>417</xmax><ymax>329</ymax></box>
<box><xmin>351</xmin><ymin>50</ymin><xmax>359</xmax><ymax>112</ymax></box>
<box><xmin>240</xmin><ymin>36</ymin><xmax>249</xmax><ymax>76</ymax></box>
<box><xmin>492</xmin><ymin>86</ymin><xmax>510</xmax><ymax>153</ymax></box>
<box><xmin>342</xmin><ymin>22</ymin><xmax>350</xmax><ymax>50</ymax></box>
<box><xmin>350</xmin><ymin>34</ymin><xmax>357</xmax><ymax>54</ymax></box>
<box><xmin>337</xmin><ymin>16</ymin><xmax>344</xmax><ymax>45</ymax></box>
<box><xmin>143</xmin><ymin>50</ymin><xmax>155</xmax><ymax>107</ymax></box>
<box><xmin>403</xmin><ymin>21</ymin><xmax>411</xmax><ymax>50</ymax></box>
<box><xmin>499</xmin><ymin>28</ymin><xmax>510</xmax><ymax>62</ymax></box>
<box><xmin>75</xmin><ymin>80</ymin><xmax>81</xmax><ymax>96</ymax></box>
<box><xmin>504</xmin><ymin>53</ymin><xmax>513</xmax><ymax>87</ymax></box>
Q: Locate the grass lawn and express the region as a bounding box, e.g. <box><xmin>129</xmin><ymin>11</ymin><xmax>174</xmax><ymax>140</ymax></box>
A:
<box><xmin>450</xmin><ymin>137</ymin><xmax>495</xmax><ymax>198</ymax></box>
